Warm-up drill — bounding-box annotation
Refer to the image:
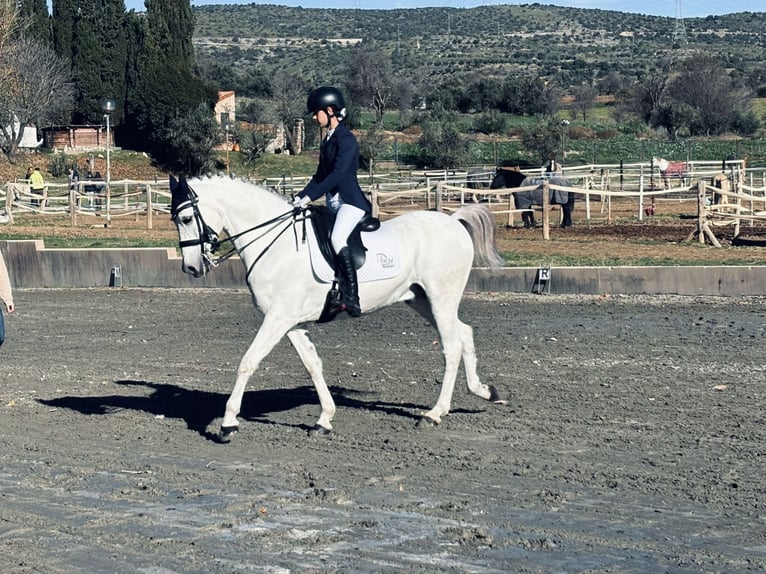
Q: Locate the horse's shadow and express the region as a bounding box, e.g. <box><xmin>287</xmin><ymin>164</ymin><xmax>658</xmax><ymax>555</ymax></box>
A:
<box><xmin>36</xmin><ymin>380</ymin><xmax>450</xmax><ymax>442</ymax></box>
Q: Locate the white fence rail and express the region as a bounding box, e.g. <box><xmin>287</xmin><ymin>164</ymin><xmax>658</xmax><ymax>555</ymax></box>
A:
<box><xmin>3</xmin><ymin>161</ymin><xmax>765</xmax><ymax>246</ymax></box>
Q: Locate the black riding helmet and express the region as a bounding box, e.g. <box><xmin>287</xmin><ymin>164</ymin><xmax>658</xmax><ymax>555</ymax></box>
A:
<box><xmin>306</xmin><ymin>86</ymin><xmax>346</xmax><ymax>120</ymax></box>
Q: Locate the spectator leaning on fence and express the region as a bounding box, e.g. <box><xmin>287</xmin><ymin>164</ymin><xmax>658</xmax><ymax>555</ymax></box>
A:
<box><xmin>29</xmin><ymin>166</ymin><xmax>45</xmax><ymax>206</ymax></box>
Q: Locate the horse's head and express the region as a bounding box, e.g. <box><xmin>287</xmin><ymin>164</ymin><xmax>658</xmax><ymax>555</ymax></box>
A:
<box><xmin>170</xmin><ymin>175</ymin><xmax>221</xmax><ymax>278</ymax></box>
<box><xmin>652</xmin><ymin>157</ymin><xmax>669</xmax><ymax>172</ymax></box>
<box><xmin>490</xmin><ymin>166</ymin><xmax>526</xmax><ymax>189</ymax></box>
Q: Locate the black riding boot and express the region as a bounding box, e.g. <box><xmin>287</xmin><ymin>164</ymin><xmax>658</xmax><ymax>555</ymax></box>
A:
<box><xmin>335</xmin><ymin>247</ymin><xmax>361</xmax><ymax>318</ymax></box>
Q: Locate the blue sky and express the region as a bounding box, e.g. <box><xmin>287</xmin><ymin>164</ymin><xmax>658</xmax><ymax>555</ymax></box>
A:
<box><xmin>121</xmin><ymin>1</ymin><xmax>762</xmax><ymax>19</ymax></box>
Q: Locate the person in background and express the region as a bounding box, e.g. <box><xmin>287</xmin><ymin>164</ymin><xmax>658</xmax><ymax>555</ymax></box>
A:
<box><xmin>67</xmin><ymin>166</ymin><xmax>79</xmax><ymax>191</ymax></box>
<box><xmin>93</xmin><ymin>171</ymin><xmax>104</xmax><ymax>213</ymax></box>
<box><xmin>29</xmin><ymin>166</ymin><xmax>45</xmax><ymax>207</ymax></box>
<box><xmin>84</xmin><ymin>171</ymin><xmax>99</xmax><ymax>211</ymax></box>
<box><xmin>0</xmin><ymin>248</ymin><xmax>15</xmax><ymax>347</ymax></box>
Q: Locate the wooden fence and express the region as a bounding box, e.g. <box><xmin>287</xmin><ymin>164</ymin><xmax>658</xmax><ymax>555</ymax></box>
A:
<box><xmin>2</xmin><ymin>179</ymin><xmax>171</xmax><ymax>229</ymax></box>
<box><xmin>3</xmin><ymin>160</ymin><xmax>765</xmax><ymax>247</ymax></box>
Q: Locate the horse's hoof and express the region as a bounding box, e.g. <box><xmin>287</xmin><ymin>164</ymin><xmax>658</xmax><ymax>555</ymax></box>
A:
<box><xmin>308</xmin><ymin>424</ymin><xmax>332</xmax><ymax>437</ymax></box>
<box><xmin>488</xmin><ymin>384</ymin><xmax>508</xmax><ymax>405</ymax></box>
<box><xmin>417</xmin><ymin>415</ymin><xmax>440</xmax><ymax>428</ymax></box>
<box><xmin>219</xmin><ymin>425</ymin><xmax>239</xmax><ymax>443</ymax></box>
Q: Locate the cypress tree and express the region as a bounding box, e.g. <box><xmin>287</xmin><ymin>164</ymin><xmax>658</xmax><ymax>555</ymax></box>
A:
<box><xmin>123</xmin><ymin>0</ymin><xmax>216</xmax><ymax>160</ymax></box>
<box><xmin>51</xmin><ymin>0</ymin><xmax>76</xmax><ymax>58</ymax></box>
<box><xmin>62</xmin><ymin>0</ymin><xmax>128</xmax><ymax>125</ymax></box>
<box><xmin>18</xmin><ymin>0</ymin><xmax>51</xmax><ymax>45</ymax></box>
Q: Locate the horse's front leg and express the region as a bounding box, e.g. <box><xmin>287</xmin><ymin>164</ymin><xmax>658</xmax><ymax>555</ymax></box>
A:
<box><xmin>220</xmin><ymin>314</ymin><xmax>293</xmax><ymax>441</ymax></box>
<box><xmin>286</xmin><ymin>329</ymin><xmax>335</xmax><ymax>435</ymax></box>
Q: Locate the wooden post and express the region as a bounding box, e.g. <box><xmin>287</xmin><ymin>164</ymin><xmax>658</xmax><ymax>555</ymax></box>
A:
<box><xmin>371</xmin><ymin>185</ymin><xmax>379</xmax><ymax>219</ymax></box>
<box><xmin>697</xmin><ymin>180</ymin><xmax>705</xmax><ymax>244</ymax></box>
<box><xmin>542</xmin><ymin>180</ymin><xmax>550</xmax><ymax>240</ymax></box>
<box><xmin>426</xmin><ymin>177</ymin><xmax>431</xmax><ymax>210</ymax></box>
<box><xmin>146</xmin><ymin>185</ymin><xmax>153</xmax><ymax>230</ymax></box>
<box><xmin>607</xmin><ymin>187</ymin><xmax>612</xmax><ymax>224</ymax></box>
<box><xmin>746</xmin><ymin>169</ymin><xmax>753</xmax><ymax>230</ymax></box>
<box><xmin>734</xmin><ymin>180</ymin><xmax>742</xmax><ymax>238</ymax></box>
<box><xmin>69</xmin><ymin>188</ymin><xmax>77</xmax><ymax>226</ymax></box>
<box><xmin>4</xmin><ymin>184</ymin><xmax>13</xmax><ymax>224</ymax></box>
<box><xmin>686</xmin><ymin>180</ymin><xmax>721</xmax><ymax>247</ymax></box>
<box><xmin>435</xmin><ymin>181</ymin><xmax>443</xmax><ymax>212</ymax></box>
<box><xmin>506</xmin><ymin>192</ymin><xmax>514</xmax><ymax>228</ymax></box>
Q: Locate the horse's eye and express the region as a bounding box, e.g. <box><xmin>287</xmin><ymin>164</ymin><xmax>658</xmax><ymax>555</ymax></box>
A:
<box><xmin>180</xmin><ymin>216</ymin><xmax>193</xmax><ymax>225</ymax></box>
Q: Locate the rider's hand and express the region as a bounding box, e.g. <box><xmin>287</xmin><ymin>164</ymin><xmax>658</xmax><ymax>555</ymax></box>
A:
<box><xmin>292</xmin><ymin>195</ymin><xmax>310</xmax><ymax>209</ymax></box>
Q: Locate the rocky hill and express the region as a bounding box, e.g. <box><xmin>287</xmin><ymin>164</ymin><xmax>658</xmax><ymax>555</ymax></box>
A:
<box><xmin>192</xmin><ymin>4</ymin><xmax>766</xmax><ymax>89</ymax></box>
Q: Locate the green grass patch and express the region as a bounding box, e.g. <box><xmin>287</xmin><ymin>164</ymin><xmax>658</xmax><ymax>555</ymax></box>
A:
<box><xmin>0</xmin><ymin>233</ymin><xmax>175</xmax><ymax>249</ymax></box>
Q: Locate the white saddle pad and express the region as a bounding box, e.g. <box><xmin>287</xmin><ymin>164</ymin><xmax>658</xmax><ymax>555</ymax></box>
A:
<box><xmin>306</xmin><ymin>221</ymin><xmax>401</xmax><ymax>284</ymax></box>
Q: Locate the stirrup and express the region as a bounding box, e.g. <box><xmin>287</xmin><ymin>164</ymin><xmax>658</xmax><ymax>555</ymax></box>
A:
<box><xmin>317</xmin><ymin>282</ymin><xmax>343</xmax><ymax>323</ymax></box>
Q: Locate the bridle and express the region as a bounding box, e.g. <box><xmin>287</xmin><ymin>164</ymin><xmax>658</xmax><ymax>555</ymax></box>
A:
<box><xmin>171</xmin><ymin>185</ymin><xmax>222</xmax><ymax>269</ymax></box>
<box><xmin>171</xmin><ymin>182</ymin><xmax>306</xmax><ymax>277</ymax></box>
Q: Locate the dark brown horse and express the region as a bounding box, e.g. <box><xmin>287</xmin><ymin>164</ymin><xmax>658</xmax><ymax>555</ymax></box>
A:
<box><xmin>490</xmin><ymin>167</ymin><xmax>575</xmax><ymax>228</ymax></box>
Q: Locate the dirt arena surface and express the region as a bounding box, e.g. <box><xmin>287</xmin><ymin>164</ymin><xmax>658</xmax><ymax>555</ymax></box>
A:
<box><xmin>0</xmin><ymin>288</ymin><xmax>764</xmax><ymax>573</ymax></box>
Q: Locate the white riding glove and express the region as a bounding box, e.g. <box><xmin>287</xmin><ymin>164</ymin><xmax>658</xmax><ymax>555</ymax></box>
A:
<box><xmin>292</xmin><ymin>195</ymin><xmax>310</xmax><ymax>209</ymax></box>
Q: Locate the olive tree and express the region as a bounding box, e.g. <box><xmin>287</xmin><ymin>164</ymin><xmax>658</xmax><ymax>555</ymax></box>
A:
<box><xmin>415</xmin><ymin>111</ymin><xmax>470</xmax><ymax>169</ymax></box>
<box><xmin>666</xmin><ymin>54</ymin><xmax>748</xmax><ymax>136</ymax></box>
<box><xmin>159</xmin><ymin>102</ymin><xmax>223</xmax><ymax>176</ymax></box>
<box><xmin>346</xmin><ymin>44</ymin><xmax>399</xmax><ymax>124</ymax></box>
<box><xmin>521</xmin><ymin>115</ymin><xmax>561</xmax><ymax>166</ymax></box>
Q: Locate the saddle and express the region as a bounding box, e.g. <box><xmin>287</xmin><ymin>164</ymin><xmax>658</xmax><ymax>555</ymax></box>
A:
<box><xmin>307</xmin><ymin>206</ymin><xmax>380</xmax><ymax>324</ymax></box>
<box><xmin>308</xmin><ymin>205</ymin><xmax>380</xmax><ymax>269</ymax></box>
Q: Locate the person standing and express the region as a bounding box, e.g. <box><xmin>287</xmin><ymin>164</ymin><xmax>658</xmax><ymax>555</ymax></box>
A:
<box><xmin>67</xmin><ymin>166</ymin><xmax>79</xmax><ymax>191</ymax></box>
<box><xmin>29</xmin><ymin>166</ymin><xmax>45</xmax><ymax>207</ymax></box>
<box><xmin>0</xmin><ymin>248</ymin><xmax>15</xmax><ymax>347</ymax></box>
<box><xmin>292</xmin><ymin>86</ymin><xmax>372</xmax><ymax>318</ymax></box>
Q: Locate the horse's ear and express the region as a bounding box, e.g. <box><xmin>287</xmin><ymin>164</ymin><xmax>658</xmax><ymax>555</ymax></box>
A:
<box><xmin>170</xmin><ymin>174</ymin><xmax>189</xmax><ymax>215</ymax></box>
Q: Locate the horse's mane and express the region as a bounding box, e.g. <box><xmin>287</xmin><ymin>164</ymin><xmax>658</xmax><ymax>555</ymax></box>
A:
<box><xmin>189</xmin><ymin>175</ymin><xmax>290</xmax><ymax>204</ymax></box>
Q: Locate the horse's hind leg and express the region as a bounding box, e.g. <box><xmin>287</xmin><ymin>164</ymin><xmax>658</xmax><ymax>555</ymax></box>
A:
<box><xmin>408</xmin><ymin>288</ymin><xmax>499</xmax><ymax>425</ymax></box>
<box><xmin>459</xmin><ymin>320</ymin><xmax>503</xmax><ymax>404</ymax></box>
<box><xmin>287</xmin><ymin>329</ymin><xmax>335</xmax><ymax>434</ymax></box>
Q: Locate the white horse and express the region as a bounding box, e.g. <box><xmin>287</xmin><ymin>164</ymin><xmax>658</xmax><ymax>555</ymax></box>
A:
<box><xmin>170</xmin><ymin>175</ymin><xmax>506</xmax><ymax>440</ymax></box>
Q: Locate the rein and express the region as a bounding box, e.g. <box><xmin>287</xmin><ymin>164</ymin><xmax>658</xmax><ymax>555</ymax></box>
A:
<box><xmin>216</xmin><ymin>209</ymin><xmax>308</xmax><ymax>279</ymax></box>
<box><xmin>174</xmin><ymin>184</ymin><xmax>309</xmax><ymax>279</ymax></box>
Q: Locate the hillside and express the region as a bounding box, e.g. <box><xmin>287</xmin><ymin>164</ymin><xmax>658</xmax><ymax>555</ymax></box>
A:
<box><xmin>192</xmin><ymin>4</ymin><xmax>766</xmax><ymax>89</ymax></box>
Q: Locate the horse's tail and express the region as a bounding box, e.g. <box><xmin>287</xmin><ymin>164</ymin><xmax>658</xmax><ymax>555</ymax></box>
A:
<box><xmin>452</xmin><ymin>205</ymin><xmax>505</xmax><ymax>269</ymax></box>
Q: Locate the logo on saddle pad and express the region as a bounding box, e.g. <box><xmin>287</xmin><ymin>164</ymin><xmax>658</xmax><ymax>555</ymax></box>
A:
<box><xmin>306</xmin><ymin>222</ymin><xmax>401</xmax><ymax>283</ymax></box>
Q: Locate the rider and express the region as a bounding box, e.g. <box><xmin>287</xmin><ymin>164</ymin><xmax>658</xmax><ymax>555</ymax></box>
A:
<box><xmin>292</xmin><ymin>86</ymin><xmax>372</xmax><ymax>318</ymax></box>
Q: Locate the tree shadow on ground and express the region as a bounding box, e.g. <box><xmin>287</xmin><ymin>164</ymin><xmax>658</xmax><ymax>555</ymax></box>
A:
<box><xmin>36</xmin><ymin>380</ymin><xmax>449</xmax><ymax>441</ymax></box>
